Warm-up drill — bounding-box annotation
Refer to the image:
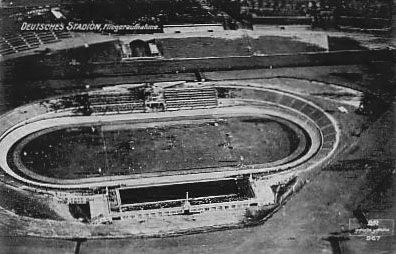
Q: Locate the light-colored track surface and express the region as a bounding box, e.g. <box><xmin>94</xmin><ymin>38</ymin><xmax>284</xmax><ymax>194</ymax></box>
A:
<box><xmin>0</xmin><ymin>87</ymin><xmax>340</xmax><ymax>190</ymax></box>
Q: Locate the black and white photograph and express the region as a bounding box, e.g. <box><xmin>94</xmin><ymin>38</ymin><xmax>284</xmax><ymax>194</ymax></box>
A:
<box><xmin>0</xmin><ymin>0</ymin><xmax>395</xmax><ymax>253</ymax></box>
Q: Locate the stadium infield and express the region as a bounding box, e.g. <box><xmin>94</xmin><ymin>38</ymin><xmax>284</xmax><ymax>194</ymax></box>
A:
<box><xmin>15</xmin><ymin>115</ymin><xmax>303</xmax><ymax>179</ymax></box>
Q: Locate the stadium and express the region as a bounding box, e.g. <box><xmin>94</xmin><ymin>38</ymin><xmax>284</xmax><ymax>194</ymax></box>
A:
<box><xmin>0</xmin><ymin>81</ymin><xmax>338</xmax><ymax>221</ymax></box>
<box><xmin>0</xmin><ymin>0</ymin><xmax>395</xmax><ymax>253</ymax></box>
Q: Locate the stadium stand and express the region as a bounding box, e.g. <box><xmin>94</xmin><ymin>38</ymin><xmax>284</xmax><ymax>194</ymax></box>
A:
<box><xmin>88</xmin><ymin>90</ymin><xmax>145</xmax><ymax>113</ymax></box>
<box><xmin>120</xmin><ymin>194</ymin><xmax>251</xmax><ymax>212</ymax></box>
<box><xmin>90</xmin><ymin>103</ymin><xmax>145</xmax><ymax>113</ymax></box>
<box><xmin>121</xmin><ymin>201</ymin><xmax>183</xmax><ymax>212</ymax></box>
<box><xmin>164</xmin><ymin>88</ymin><xmax>218</xmax><ymax>110</ymax></box>
<box><xmin>0</xmin><ymin>31</ymin><xmax>72</xmax><ymax>56</ymax></box>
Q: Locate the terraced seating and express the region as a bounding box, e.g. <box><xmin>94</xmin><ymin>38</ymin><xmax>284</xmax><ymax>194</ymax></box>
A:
<box><xmin>89</xmin><ymin>94</ymin><xmax>140</xmax><ymax>105</ymax></box>
<box><xmin>91</xmin><ymin>102</ymin><xmax>145</xmax><ymax>113</ymax></box>
<box><xmin>121</xmin><ymin>201</ymin><xmax>183</xmax><ymax>212</ymax></box>
<box><xmin>164</xmin><ymin>88</ymin><xmax>218</xmax><ymax>110</ymax></box>
<box><xmin>231</xmin><ymin>89</ymin><xmax>283</xmax><ymax>104</ymax></box>
<box><xmin>36</xmin><ymin>32</ymin><xmax>59</xmax><ymax>44</ymax></box>
<box><xmin>0</xmin><ymin>31</ymin><xmax>72</xmax><ymax>56</ymax></box>
<box><xmin>272</xmin><ymin>91</ymin><xmax>338</xmax><ymax>168</ymax></box>
<box><xmin>263</xmin><ymin>90</ymin><xmax>336</xmax><ymax>134</ymax></box>
<box><xmin>88</xmin><ymin>90</ymin><xmax>145</xmax><ymax>113</ymax></box>
<box><xmin>1</xmin><ymin>33</ymin><xmax>37</xmax><ymax>55</ymax></box>
<box><xmin>120</xmin><ymin>194</ymin><xmax>248</xmax><ymax>212</ymax></box>
<box><xmin>22</xmin><ymin>33</ymin><xmax>41</xmax><ymax>48</ymax></box>
<box><xmin>0</xmin><ymin>40</ymin><xmax>14</xmax><ymax>55</ymax></box>
<box><xmin>90</xmin><ymin>97</ymin><xmax>135</xmax><ymax>105</ymax></box>
<box><xmin>189</xmin><ymin>195</ymin><xmax>247</xmax><ymax>205</ymax></box>
<box><xmin>53</xmin><ymin>30</ymin><xmax>72</xmax><ymax>39</ymax></box>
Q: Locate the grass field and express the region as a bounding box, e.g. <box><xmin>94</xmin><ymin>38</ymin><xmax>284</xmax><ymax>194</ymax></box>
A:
<box><xmin>19</xmin><ymin>116</ymin><xmax>301</xmax><ymax>179</ymax></box>
<box><xmin>158</xmin><ymin>36</ymin><xmax>325</xmax><ymax>59</ymax></box>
